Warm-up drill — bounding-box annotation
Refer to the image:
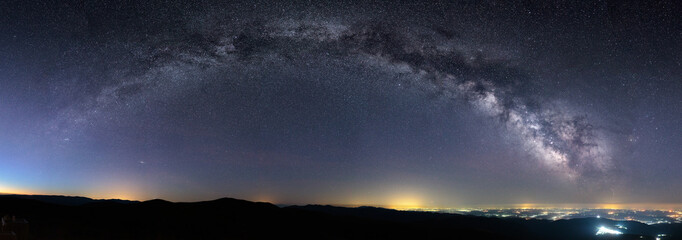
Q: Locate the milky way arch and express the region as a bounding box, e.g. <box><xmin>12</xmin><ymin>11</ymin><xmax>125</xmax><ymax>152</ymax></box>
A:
<box><xmin>51</xmin><ymin>18</ymin><xmax>614</xmax><ymax>181</ymax></box>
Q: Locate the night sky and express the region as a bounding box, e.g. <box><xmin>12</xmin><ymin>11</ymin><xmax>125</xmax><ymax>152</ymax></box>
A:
<box><xmin>0</xmin><ymin>1</ymin><xmax>680</xmax><ymax>208</ymax></box>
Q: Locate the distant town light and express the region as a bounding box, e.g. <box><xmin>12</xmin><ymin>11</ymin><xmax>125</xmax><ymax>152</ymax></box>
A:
<box><xmin>596</xmin><ymin>226</ymin><xmax>622</xmax><ymax>235</ymax></box>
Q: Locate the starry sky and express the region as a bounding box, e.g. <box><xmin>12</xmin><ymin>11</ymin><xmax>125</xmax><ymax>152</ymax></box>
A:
<box><xmin>0</xmin><ymin>0</ymin><xmax>680</xmax><ymax>208</ymax></box>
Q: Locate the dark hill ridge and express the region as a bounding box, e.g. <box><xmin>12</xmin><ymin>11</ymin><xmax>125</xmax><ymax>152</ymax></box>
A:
<box><xmin>288</xmin><ymin>204</ymin><xmax>681</xmax><ymax>240</ymax></box>
<box><xmin>0</xmin><ymin>194</ymin><xmax>138</xmax><ymax>206</ymax></box>
<box><xmin>0</xmin><ymin>194</ymin><xmax>680</xmax><ymax>240</ymax></box>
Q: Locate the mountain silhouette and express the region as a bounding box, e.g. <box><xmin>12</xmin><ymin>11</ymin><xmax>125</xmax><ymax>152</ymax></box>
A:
<box><xmin>0</xmin><ymin>195</ymin><xmax>679</xmax><ymax>240</ymax></box>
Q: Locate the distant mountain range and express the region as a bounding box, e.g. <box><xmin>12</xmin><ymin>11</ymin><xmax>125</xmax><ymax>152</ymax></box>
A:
<box><xmin>0</xmin><ymin>194</ymin><xmax>138</xmax><ymax>206</ymax></box>
<box><xmin>0</xmin><ymin>194</ymin><xmax>679</xmax><ymax>240</ymax></box>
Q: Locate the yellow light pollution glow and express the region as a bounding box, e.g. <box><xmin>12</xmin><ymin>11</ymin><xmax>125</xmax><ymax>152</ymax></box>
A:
<box><xmin>387</xmin><ymin>196</ymin><xmax>423</xmax><ymax>210</ymax></box>
<box><xmin>85</xmin><ymin>178</ymin><xmax>146</xmax><ymax>201</ymax></box>
<box><xmin>383</xmin><ymin>189</ymin><xmax>428</xmax><ymax>210</ymax></box>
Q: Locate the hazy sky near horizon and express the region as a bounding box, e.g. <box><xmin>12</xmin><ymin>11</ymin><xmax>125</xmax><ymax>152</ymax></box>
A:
<box><xmin>0</xmin><ymin>0</ymin><xmax>680</xmax><ymax>207</ymax></box>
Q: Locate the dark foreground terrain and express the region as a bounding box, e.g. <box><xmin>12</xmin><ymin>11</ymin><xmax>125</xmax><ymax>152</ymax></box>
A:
<box><xmin>0</xmin><ymin>195</ymin><xmax>680</xmax><ymax>240</ymax></box>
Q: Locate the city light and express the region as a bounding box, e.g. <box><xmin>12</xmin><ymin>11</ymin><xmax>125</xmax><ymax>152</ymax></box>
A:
<box><xmin>596</xmin><ymin>226</ymin><xmax>622</xmax><ymax>235</ymax></box>
<box><xmin>440</xmin><ymin>207</ymin><xmax>680</xmax><ymax>225</ymax></box>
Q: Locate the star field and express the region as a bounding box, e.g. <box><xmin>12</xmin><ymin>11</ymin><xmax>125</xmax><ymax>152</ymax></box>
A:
<box><xmin>0</xmin><ymin>0</ymin><xmax>680</xmax><ymax>207</ymax></box>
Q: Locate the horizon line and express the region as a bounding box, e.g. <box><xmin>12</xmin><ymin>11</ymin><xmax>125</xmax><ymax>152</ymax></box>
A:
<box><xmin>2</xmin><ymin>192</ymin><xmax>682</xmax><ymax>211</ymax></box>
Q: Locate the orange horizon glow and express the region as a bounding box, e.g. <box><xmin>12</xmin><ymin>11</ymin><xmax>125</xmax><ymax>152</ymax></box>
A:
<box><xmin>1</xmin><ymin>186</ymin><xmax>681</xmax><ymax>211</ymax></box>
<box><xmin>0</xmin><ymin>185</ymin><xmax>35</xmax><ymax>195</ymax></box>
